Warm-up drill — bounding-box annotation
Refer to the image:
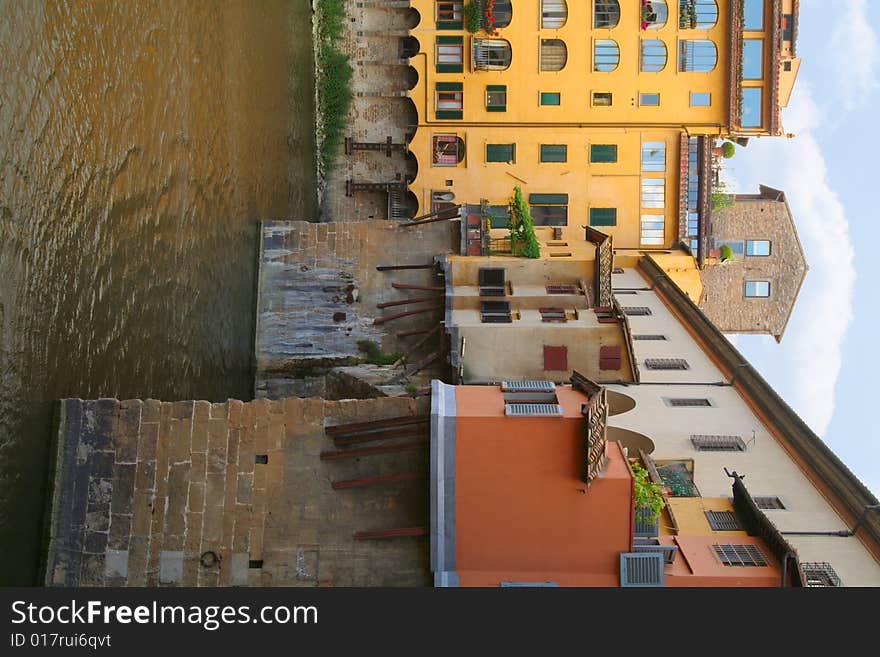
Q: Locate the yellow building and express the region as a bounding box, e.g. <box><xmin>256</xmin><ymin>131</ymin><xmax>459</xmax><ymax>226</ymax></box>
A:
<box><xmin>406</xmin><ymin>0</ymin><xmax>800</xmax><ymax>249</ymax></box>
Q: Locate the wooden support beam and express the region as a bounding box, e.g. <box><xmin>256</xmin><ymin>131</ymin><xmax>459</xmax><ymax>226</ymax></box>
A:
<box><xmin>353</xmin><ymin>527</ymin><xmax>428</xmax><ymax>540</ymax></box>
<box><xmin>319</xmin><ymin>440</ymin><xmax>428</xmax><ymax>461</ymax></box>
<box><xmin>331</xmin><ymin>472</ymin><xmax>425</xmax><ymax>490</ymax></box>
<box><xmin>396</xmin><ymin>328</ymin><xmax>433</xmax><ymax>338</ymax></box>
<box><xmin>376</xmin><ymin>264</ymin><xmax>436</xmax><ymax>271</ymax></box>
<box><xmin>391</xmin><ymin>283</ymin><xmax>445</xmax><ymax>291</ymax></box>
<box><xmin>325</xmin><ymin>414</ymin><xmax>430</xmax><ymax>436</ymax></box>
<box><xmin>396</xmin><ymin>205</ymin><xmax>460</xmax><ymax>225</ymax></box>
<box><xmin>373</xmin><ymin>305</ymin><xmax>443</xmax><ymax>325</ymax></box>
<box><xmin>403</xmin><ymin>351</ymin><xmax>440</xmax><ymax>377</ymax></box>
<box><xmin>376</xmin><ymin>295</ymin><xmax>443</xmax><ymax>309</ymax></box>
<box><xmin>393</xmin><ymin>324</ymin><xmax>442</xmax><ymax>368</ymax></box>
<box><xmin>333</xmin><ymin>427</ymin><xmax>427</xmax><ymax>446</ymax></box>
<box><xmin>399</xmin><ymin>213</ymin><xmax>458</xmax><ymax>228</ymax></box>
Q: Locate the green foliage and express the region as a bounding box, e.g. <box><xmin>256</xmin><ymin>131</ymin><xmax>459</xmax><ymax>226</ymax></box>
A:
<box><xmin>508</xmin><ymin>187</ymin><xmax>541</xmax><ymax>259</ymax></box>
<box><xmin>356</xmin><ymin>340</ymin><xmax>402</xmax><ymax>366</ymax></box>
<box><xmin>631</xmin><ymin>461</ymin><xmax>666</xmax><ymax>523</ymax></box>
<box><xmin>711</xmin><ymin>190</ymin><xmax>735</xmax><ymax>211</ymax></box>
<box><xmin>719</xmin><ymin>243</ymin><xmax>734</xmax><ymax>261</ymax></box>
<box><xmin>316</xmin><ymin>0</ymin><xmax>353</xmax><ymax>175</ymax></box>
<box><xmin>721</xmin><ymin>141</ymin><xmax>736</xmax><ymax>159</ymax></box>
<box><xmin>404</xmin><ymin>383</ymin><xmax>418</xmax><ymax>394</ymax></box>
<box><xmin>464</xmin><ymin>1</ymin><xmax>481</xmax><ymax>32</ymax></box>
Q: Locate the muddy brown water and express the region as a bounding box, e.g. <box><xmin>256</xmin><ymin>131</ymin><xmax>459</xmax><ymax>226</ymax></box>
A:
<box><xmin>0</xmin><ymin>0</ymin><xmax>317</xmax><ymax>584</ymax></box>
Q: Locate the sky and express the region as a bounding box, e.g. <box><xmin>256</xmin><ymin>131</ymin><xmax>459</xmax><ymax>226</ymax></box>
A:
<box><xmin>721</xmin><ymin>0</ymin><xmax>880</xmax><ymax>496</ymax></box>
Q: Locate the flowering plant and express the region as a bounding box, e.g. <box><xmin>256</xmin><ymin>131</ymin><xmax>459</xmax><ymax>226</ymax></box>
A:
<box><xmin>482</xmin><ymin>0</ymin><xmax>498</xmax><ymax>36</ymax></box>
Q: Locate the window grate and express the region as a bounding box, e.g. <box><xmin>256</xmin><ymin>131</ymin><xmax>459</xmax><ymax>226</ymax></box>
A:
<box><xmin>620</xmin><ymin>552</ymin><xmax>664</xmax><ymax>587</ymax></box>
<box><xmin>706</xmin><ymin>511</ymin><xmax>742</xmax><ymax>531</ymax></box>
<box><xmin>539</xmin><ymin>308</ymin><xmax>567</xmax><ymax>323</ymax></box>
<box><xmin>713</xmin><ymin>544</ymin><xmax>768</xmax><ymax>567</ymax></box>
<box><xmin>645</xmin><ymin>358</ymin><xmax>689</xmax><ymax>370</ymax></box>
<box><xmin>801</xmin><ymin>562</ymin><xmax>842</xmax><ymax>587</ymax></box>
<box><xmin>691</xmin><ymin>434</ymin><xmax>744</xmax><ymax>450</ymax></box>
<box><xmin>501</xmin><ymin>380</ymin><xmax>556</xmax><ymax>393</ymax></box>
<box><xmin>505</xmin><ymin>403</ymin><xmax>564</xmax><ymax>417</ymax></box>
<box><xmin>754</xmin><ymin>496</ymin><xmax>785</xmax><ymax>510</ymax></box>
<box><xmin>666</xmin><ymin>398</ymin><xmax>712</xmax><ymax>408</ymax></box>
<box><xmin>633</xmin><ymin>334</ymin><xmax>667</xmax><ymax>341</ymax></box>
<box><xmin>623</xmin><ymin>306</ymin><xmax>652</xmax><ymax>316</ymax></box>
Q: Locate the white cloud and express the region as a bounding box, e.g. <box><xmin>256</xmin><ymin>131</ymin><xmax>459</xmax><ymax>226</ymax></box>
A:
<box><xmin>826</xmin><ymin>0</ymin><xmax>879</xmax><ymax>110</ymax></box>
<box><xmin>725</xmin><ymin>86</ymin><xmax>856</xmax><ymax>435</ymax></box>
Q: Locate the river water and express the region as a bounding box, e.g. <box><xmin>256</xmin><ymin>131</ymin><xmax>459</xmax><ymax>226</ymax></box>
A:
<box><xmin>0</xmin><ymin>0</ymin><xmax>317</xmax><ymax>585</ymax></box>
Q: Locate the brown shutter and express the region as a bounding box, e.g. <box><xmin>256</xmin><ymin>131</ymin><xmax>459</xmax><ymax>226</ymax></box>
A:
<box><xmin>543</xmin><ymin>346</ymin><xmax>568</xmax><ymax>371</ymax></box>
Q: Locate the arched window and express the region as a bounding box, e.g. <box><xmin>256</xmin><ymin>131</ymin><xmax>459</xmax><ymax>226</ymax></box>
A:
<box><xmin>473</xmin><ymin>38</ymin><xmax>512</xmax><ymax>70</ymax></box>
<box><xmin>541</xmin><ymin>0</ymin><xmax>567</xmax><ymax>29</ymax></box>
<box><xmin>678</xmin><ymin>39</ymin><xmax>717</xmax><ymax>72</ymax></box>
<box><xmin>680</xmin><ymin>0</ymin><xmax>719</xmax><ymax>29</ymax></box>
<box><xmin>593</xmin><ymin>0</ymin><xmax>620</xmax><ymax>29</ymax></box>
<box><xmin>540</xmin><ymin>39</ymin><xmax>568</xmax><ymax>71</ymax></box>
<box><xmin>642</xmin><ymin>1</ymin><xmax>668</xmax><ymax>29</ymax></box>
<box><xmin>490</xmin><ymin>0</ymin><xmax>513</xmax><ymax>29</ymax></box>
<box><xmin>640</xmin><ymin>39</ymin><xmax>667</xmax><ymax>72</ymax></box>
<box><xmin>593</xmin><ymin>39</ymin><xmax>619</xmax><ymax>72</ymax></box>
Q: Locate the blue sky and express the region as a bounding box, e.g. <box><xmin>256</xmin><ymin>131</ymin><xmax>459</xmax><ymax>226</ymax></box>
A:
<box><xmin>723</xmin><ymin>0</ymin><xmax>880</xmax><ymax>495</ymax></box>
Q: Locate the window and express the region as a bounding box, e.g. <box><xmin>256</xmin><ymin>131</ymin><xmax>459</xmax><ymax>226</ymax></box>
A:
<box><xmin>713</xmin><ymin>544</ymin><xmax>768</xmax><ymax>567</ymax></box>
<box><xmin>542</xmin><ymin>0</ymin><xmax>568</xmax><ymax>28</ymax></box>
<box><xmin>540</xmin><ymin>92</ymin><xmax>561</xmax><ymax>106</ymax></box>
<box><xmin>612</xmin><ymin>267</ymin><xmax>624</xmax><ymax>274</ymax></box>
<box><xmin>680</xmin><ymin>0</ymin><xmax>719</xmax><ymax>29</ymax></box>
<box><xmin>479</xmin><ymin>268</ymin><xmax>506</xmax><ymax>296</ymax></box>
<box><xmin>641</xmin><ymin>178</ymin><xmax>665</xmax><ymax>208</ymax></box>
<box><xmin>480</xmin><ymin>300</ymin><xmax>512</xmax><ymax>323</ymax></box>
<box><xmin>435</xmin><ymin>1</ymin><xmax>464</xmax><ymax>29</ymax></box>
<box><xmin>436</xmin><ymin>36</ymin><xmax>464</xmax><ymax>73</ymax></box>
<box><xmin>540</xmin><ymin>39</ymin><xmax>568</xmax><ymax>71</ymax></box>
<box><xmin>546</xmin><ymin>284</ymin><xmax>578</xmax><ymax>294</ymax></box>
<box><xmin>639</xmin><ymin>92</ymin><xmax>660</xmax><ymax>106</ymax></box>
<box><xmin>645</xmin><ymin>358</ymin><xmax>688</xmax><ymax>370</ymax></box>
<box><xmin>640</xmin><ymin>40</ymin><xmax>667</xmax><ymax>72</ymax></box>
<box><xmin>744</xmin><ymin>280</ymin><xmax>770</xmax><ymax>298</ymax></box>
<box><xmin>623</xmin><ymin>306</ymin><xmax>652</xmax><ymax>316</ymax></box>
<box><xmin>678</xmin><ymin>39</ymin><xmax>717</xmax><ymax>72</ymax></box>
<box><xmin>742</xmin><ymin>40</ymin><xmax>763</xmax><ymax>80</ymax></box>
<box><xmin>592</xmin><ymin>92</ymin><xmax>613</xmax><ymax>106</ymax></box>
<box><xmin>633</xmin><ymin>334</ymin><xmax>667</xmax><ymax>341</ymax></box>
<box><xmin>590</xmin><ymin>144</ymin><xmax>618</xmax><ymax>163</ymax></box>
<box><xmin>488</xmin><ymin>0</ymin><xmax>512</xmax><ymax>28</ymax></box>
<box><xmin>486</xmin><ymin>143</ymin><xmax>515</xmax><ymax>163</ymax></box>
<box><xmin>486</xmin><ymin>85</ymin><xmax>507</xmax><ymax>112</ymax></box>
<box><xmin>801</xmin><ymin>563</ymin><xmax>842</xmax><ymax>587</ymax></box>
<box><xmin>643</xmin><ymin>0</ymin><xmax>668</xmax><ymax>28</ymax></box>
<box><xmin>539</xmin><ymin>308</ymin><xmax>567</xmax><ymax>322</ymax></box>
<box><xmin>432</xmin><ymin>134</ymin><xmax>465</xmax><ymax>166</ymax></box>
<box><xmin>593</xmin><ymin>0</ymin><xmax>620</xmax><ymax>28</ymax></box>
<box><xmin>640</xmin><ymin>215</ymin><xmax>664</xmax><ymax>246</ymax></box>
<box><xmin>473</xmin><ymin>38</ymin><xmax>512</xmax><ymax>71</ymax></box>
<box><xmin>705</xmin><ymin>511</ymin><xmax>742</xmax><ymax>531</ymax></box>
<box><xmin>745</xmin><ymin>240</ymin><xmax>771</xmax><ymax>256</ymax></box>
<box><xmin>741</xmin><ymin>87</ymin><xmax>763</xmax><ymax>128</ymax></box>
<box><xmin>665</xmin><ymin>398</ymin><xmax>711</xmax><ymax>407</ymax></box>
<box><xmin>690</xmin><ymin>92</ymin><xmax>711</xmax><ymax>106</ymax></box>
<box><xmin>589</xmin><ymin>208</ymin><xmax>617</xmax><ymax>227</ymax></box>
<box><xmin>641</xmin><ymin>142</ymin><xmax>666</xmax><ymax>172</ymax></box>
<box><xmin>529</xmin><ymin>193</ymin><xmax>568</xmax><ymax>226</ymax></box>
<box><xmin>540</xmin><ymin>144</ymin><xmax>568</xmax><ymax>163</ymax></box>
<box><xmin>743</xmin><ymin>0</ymin><xmax>764</xmax><ymax>30</ymax></box>
<box><xmin>593</xmin><ymin>39</ymin><xmax>619</xmax><ymax>72</ymax></box>
<box><xmin>691</xmin><ymin>434</ymin><xmax>745</xmax><ymax>451</ymax></box>
<box><xmin>543</xmin><ymin>345</ymin><xmax>568</xmax><ymax>371</ymax></box>
<box><xmin>435</xmin><ymin>83</ymin><xmax>463</xmax><ymax>119</ymax></box>
<box><xmin>506</xmin><ymin>403</ymin><xmax>564</xmax><ymax>417</ymax></box>
<box><xmin>753</xmin><ymin>496</ymin><xmax>785</xmax><ymax>510</ymax></box>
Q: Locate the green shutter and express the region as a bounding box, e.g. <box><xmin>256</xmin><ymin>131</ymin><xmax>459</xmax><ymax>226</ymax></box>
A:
<box><xmin>539</xmin><ymin>92</ymin><xmax>561</xmax><ymax>106</ymax></box>
<box><xmin>437</xmin><ymin>64</ymin><xmax>463</xmax><ymax>73</ymax></box>
<box><xmin>540</xmin><ymin>145</ymin><xmax>567</xmax><ymax>163</ymax></box>
<box><xmin>590</xmin><ymin>144</ymin><xmax>618</xmax><ymax>163</ymax></box>
<box><xmin>486</xmin><ymin>144</ymin><xmax>515</xmax><ymax>163</ymax></box>
<box><xmin>486</xmin><ymin>84</ymin><xmax>506</xmax><ymax>112</ymax></box>
<box><xmin>590</xmin><ymin>208</ymin><xmax>618</xmax><ymax>226</ymax></box>
<box><xmin>436</xmin><ymin>110</ymin><xmax>463</xmax><ymax>120</ymax></box>
<box><xmin>436</xmin><ymin>20</ymin><xmax>464</xmax><ymax>30</ymax></box>
<box><xmin>436</xmin><ymin>82</ymin><xmax>463</xmax><ymax>91</ymax></box>
<box><xmin>437</xmin><ymin>36</ymin><xmax>463</xmax><ymax>44</ymax></box>
<box><xmin>529</xmin><ymin>193</ymin><xmax>568</xmax><ymax>205</ymax></box>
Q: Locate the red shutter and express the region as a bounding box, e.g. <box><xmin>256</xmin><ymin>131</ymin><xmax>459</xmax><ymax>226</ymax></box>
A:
<box><xmin>599</xmin><ymin>345</ymin><xmax>622</xmax><ymax>371</ymax></box>
<box><xmin>543</xmin><ymin>345</ymin><xmax>568</xmax><ymax>371</ymax></box>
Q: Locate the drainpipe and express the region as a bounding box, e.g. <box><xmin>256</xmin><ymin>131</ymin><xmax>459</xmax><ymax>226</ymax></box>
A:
<box><xmin>781</xmin><ymin>505</ymin><xmax>880</xmax><ymax>537</ymax></box>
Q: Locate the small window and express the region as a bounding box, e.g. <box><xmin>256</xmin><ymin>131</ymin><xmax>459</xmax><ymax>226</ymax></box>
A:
<box><xmin>690</xmin><ymin>92</ymin><xmax>711</xmax><ymax>106</ymax></box>
<box><xmin>489</xmin><ymin>0</ymin><xmax>513</xmax><ymax>28</ymax></box>
<box><xmin>543</xmin><ymin>345</ymin><xmax>568</xmax><ymax>371</ymax></box>
<box><xmin>486</xmin><ymin>143</ymin><xmax>515</xmax><ymax>163</ymax></box>
<box><xmin>743</xmin><ymin>0</ymin><xmax>764</xmax><ymax>30</ymax></box>
<box><xmin>546</xmin><ymin>284</ymin><xmax>578</xmax><ymax>294</ymax></box>
<box><xmin>665</xmin><ymin>398</ymin><xmax>712</xmax><ymax>407</ymax></box>
<box><xmin>691</xmin><ymin>434</ymin><xmax>744</xmax><ymax>450</ymax></box>
<box><xmin>744</xmin><ymin>280</ymin><xmax>770</xmax><ymax>298</ymax></box>
<box><xmin>745</xmin><ymin>240</ymin><xmax>771</xmax><ymax>256</ymax></box>
<box><xmin>473</xmin><ymin>38</ymin><xmax>512</xmax><ymax>71</ymax></box>
<box><xmin>593</xmin><ymin>0</ymin><xmax>620</xmax><ymax>28</ymax></box>
<box><xmin>530</xmin><ymin>193</ymin><xmax>568</xmax><ymax>226</ymax></box>
<box><xmin>432</xmin><ymin>134</ymin><xmax>465</xmax><ymax>166</ymax></box>
<box><xmin>540</xmin><ymin>91</ymin><xmax>561</xmax><ymax>106</ymax></box>
<box><xmin>645</xmin><ymin>358</ymin><xmax>688</xmax><ymax>370</ymax></box>
<box><xmin>679</xmin><ymin>39</ymin><xmax>717</xmax><ymax>72</ymax></box>
<box><xmin>639</xmin><ymin>92</ymin><xmax>660</xmax><ymax>107</ymax></box>
<box><xmin>541</xmin><ymin>39</ymin><xmax>568</xmax><ymax>72</ymax></box>
<box><xmin>589</xmin><ymin>208</ymin><xmax>617</xmax><ymax>227</ymax></box>
<box><xmin>634</xmin><ymin>334</ymin><xmax>667</xmax><ymax>341</ymax></box>
<box><xmin>623</xmin><ymin>306</ymin><xmax>651</xmax><ymax>316</ymax></box>
<box><xmin>435</xmin><ymin>1</ymin><xmax>464</xmax><ymax>29</ymax></box>
<box><xmin>540</xmin><ymin>144</ymin><xmax>568</xmax><ymax>163</ymax></box>
<box><xmin>801</xmin><ymin>563</ymin><xmax>842</xmax><ymax>587</ymax></box>
<box><xmin>641</xmin><ymin>142</ymin><xmax>666</xmax><ymax>172</ymax></box>
<box><xmin>640</xmin><ymin>40</ymin><xmax>668</xmax><ymax>72</ymax></box>
<box><xmin>741</xmin><ymin>87</ymin><xmax>763</xmax><ymax>128</ymax></box>
<box><xmin>480</xmin><ymin>300</ymin><xmax>512</xmax><ymax>323</ymax></box>
<box><xmin>640</xmin><ymin>215</ymin><xmax>665</xmax><ymax>246</ymax></box>
<box><xmin>643</xmin><ymin>0</ymin><xmax>668</xmax><ymax>28</ymax></box>
<box><xmin>541</xmin><ymin>0</ymin><xmax>568</xmax><ymax>28</ymax></box>
<box><xmin>742</xmin><ymin>40</ymin><xmax>763</xmax><ymax>80</ymax></box>
<box><xmin>754</xmin><ymin>496</ymin><xmax>785</xmax><ymax>510</ymax></box>
<box><xmin>706</xmin><ymin>511</ymin><xmax>742</xmax><ymax>531</ymax></box>
<box><xmin>592</xmin><ymin>92</ymin><xmax>613</xmax><ymax>106</ymax></box>
<box><xmin>593</xmin><ymin>39</ymin><xmax>619</xmax><ymax>72</ymax></box>
<box><xmin>436</xmin><ymin>36</ymin><xmax>464</xmax><ymax>73</ymax></box>
<box><xmin>590</xmin><ymin>144</ymin><xmax>618</xmax><ymax>163</ymax></box>
<box><xmin>486</xmin><ymin>85</ymin><xmax>507</xmax><ymax>112</ymax></box>
<box><xmin>539</xmin><ymin>307</ymin><xmax>567</xmax><ymax>323</ymax></box>
<box><xmin>713</xmin><ymin>544</ymin><xmax>768</xmax><ymax>567</ymax></box>
<box><xmin>436</xmin><ymin>83</ymin><xmax>463</xmax><ymax>120</ymax></box>
<box><xmin>641</xmin><ymin>178</ymin><xmax>665</xmax><ymax>208</ymax></box>
<box><xmin>681</xmin><ymin>0</ymin><xmax>719</xmax><ymax>29</ymax></box>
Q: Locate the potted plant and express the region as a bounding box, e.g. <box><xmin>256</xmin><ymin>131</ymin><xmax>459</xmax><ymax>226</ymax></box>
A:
<box><xmin>631</xmin><ymin>461</ymin><xmax>666</xmax><ymax>525</ymax></box>
<box><xmin>721</xmin><ymin>141</ymin><xmax>736</xmax><ymax>159</ymax></box>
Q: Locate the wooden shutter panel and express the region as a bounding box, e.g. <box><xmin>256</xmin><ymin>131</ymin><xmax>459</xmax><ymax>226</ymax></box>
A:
<box><xmin>590</xmin><ymin>208</ymin><xmax>617</xmax><ymax>226</ymax></box>
<box><xmin>529</xmin><ymin>193</ymin><xmax>568</xmax><ymax>205</ymax></box>
<box><xmin>540</xmin><ymin>145</ymin><xmax>567</xmax><ymax>162</ymax></box>
<box><xmin>540</xmin><ymin>92</ymin><xmax>561</xmax><ymax>105</ymax></box>
<box><xmin>590</xmin><ymin>144</ymin><xmax>618</xmax><ymax>163</ymax></box>
<box><xmin>486</xmin><ymin>144</ymin><xmax>514</xmax><ymax>162</ymax></box>
<box><xmin>599</xmin><ymin>345</ymin><xmax>621</xmax><ymax>371</ymax></box>
<box><xmin>543</xmin><ymin>345</ymin><xmax>568</xmax><ymax>371</ymax></box>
